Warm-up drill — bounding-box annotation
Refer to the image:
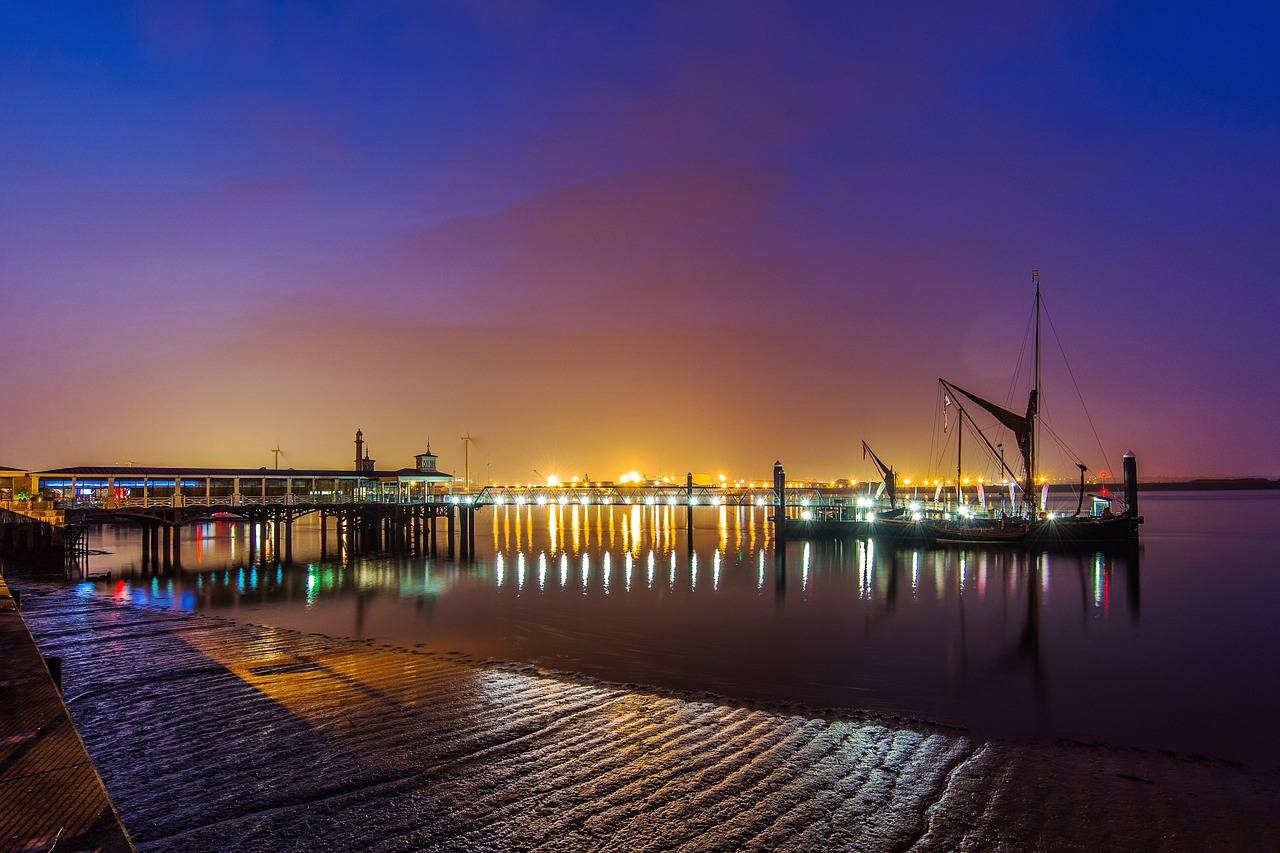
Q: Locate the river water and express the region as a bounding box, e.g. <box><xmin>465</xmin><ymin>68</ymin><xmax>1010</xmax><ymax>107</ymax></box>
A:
<box><xmin>31</xmin><ymin>491</ymin><xmax>1280</xmax><ymax>767</ymax></box>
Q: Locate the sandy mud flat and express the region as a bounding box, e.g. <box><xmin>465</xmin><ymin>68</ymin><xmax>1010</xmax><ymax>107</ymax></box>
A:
<box><xmin>16</xmin><ymin>584</ymin><xmax>1279</xmax><ymax>851</ymax></box>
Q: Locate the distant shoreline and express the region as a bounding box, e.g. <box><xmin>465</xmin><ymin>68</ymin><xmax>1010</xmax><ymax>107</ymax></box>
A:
<box><xmin>1022</xmin><ymin>479</ymin><xmax>1280</xmax><ymax>495</ymax></box>
<box><xmin>1135</xmin><ymin>478</ymin><xmax>1280</xmax><ymax>491</ymax></box>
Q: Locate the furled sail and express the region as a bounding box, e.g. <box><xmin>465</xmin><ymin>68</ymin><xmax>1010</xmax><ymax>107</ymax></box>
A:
<box><xmin>939</xmin><ymin>379</ymin><xmax>1037</xmax><ymax>488</ymax></box>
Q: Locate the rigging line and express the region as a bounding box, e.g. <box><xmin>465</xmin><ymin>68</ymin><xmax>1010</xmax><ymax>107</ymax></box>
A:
<box><xmin>1039</xmin><ymin>417</ymin><xmax>1086</xmax><ymax>467</ymax></box>
<box><xmin>927</xmin><ymin>383</ymin><xmax>940</xmax><ymax>481</ymax></box>
<box><xmin>937</xmin><ymin>389</ymin><xmax>958</xmax><ymax>473</ymax></box>
<box><xmin>1005</xmin><ymin>299</ymin><xmax>1036</xmax><ymax>408</ymax></box>
<box><xmin>1040</xmin><ymin>295</ymin><xmax>1115</xmax><ymax>479</ymax></box>
<box><xmin>958</xmin><ymin>412</ymin><xmax>1008</xmax><ymax>475</ymax></box>
<box><xmin>932</xmin><ymin>407</ymin><xmax>956</xmax><ymax>480</ymax></box>
<box><xmin>1044</xmin><ymin>431</ymin><xmax>1081</xmax><ymax>483</ymax></box>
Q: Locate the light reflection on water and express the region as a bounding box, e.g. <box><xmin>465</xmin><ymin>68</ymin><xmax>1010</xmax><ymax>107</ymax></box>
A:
<box><xmin>53</xmin><ymin>493</ymin><xmax>1280</xmax><ymax>766</ymax></box>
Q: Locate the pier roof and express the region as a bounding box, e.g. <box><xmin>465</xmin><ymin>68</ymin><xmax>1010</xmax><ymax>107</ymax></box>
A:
<box><xmin>33</xmin><ymin>465</ymin><xmax>451</xmax><ymax>480</ymax></box>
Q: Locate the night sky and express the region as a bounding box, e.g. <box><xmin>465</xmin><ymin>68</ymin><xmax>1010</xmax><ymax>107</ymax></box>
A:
<box><xmin>3</xmin><ymin>2</ymin><xmax>1277</xmax><ymax>481</ymax></box>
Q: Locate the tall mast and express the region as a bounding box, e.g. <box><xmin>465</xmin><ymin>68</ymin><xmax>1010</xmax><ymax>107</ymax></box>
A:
<box><xmin>956</xmin><ymin>410</ymin><xmax>963</xmax><ymax>507</ymax></box>
<box><xmin>1030</xmin><ymin>269</ymin><xmax>1041</xmax><ymax>513</ymax></box>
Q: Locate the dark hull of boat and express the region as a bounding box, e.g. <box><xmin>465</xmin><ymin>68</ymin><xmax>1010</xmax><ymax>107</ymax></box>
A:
<box><xmin>778</xmin><ymin>517</ymin><xmax>929</xmax><ymax>544</ymax></box>
<box><xmin>1022</xmin><ymin>514</ymin><xmax>1142</xmax><ymax>545</ymax></box>
<box><xmin>779</xmin><ymin>513</ymin><xmax>1140</xmax><ymax>549</ymax></box>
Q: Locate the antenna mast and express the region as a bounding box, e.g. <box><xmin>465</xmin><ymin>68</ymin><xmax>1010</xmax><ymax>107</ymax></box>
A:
<box><xmin>461</xmin><ymin>432</ymin><xmax>475</xmax><ymax>491</ymax></box>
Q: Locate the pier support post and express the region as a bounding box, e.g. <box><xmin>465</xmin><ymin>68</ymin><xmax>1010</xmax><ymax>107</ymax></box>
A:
<box><xmin>446</xmin><ymin>507</ymin><xmax>455</xmax><ymax>556</ymax></box>
<box><xmin>171</xmin><ymin>524</ymin><xmax>182</xmax><ymax>566</ymax></box>
<box><xmin>161</xmin><ymin>525</ymin><xmax>171</xmax><ymax>568</ymax></box>
<box><xmin>271</xmin><ymin>513</ymin><xmax>282</xmax><ymax>563</ymax></box>
<box><xmin>773</xmin><ymin>461</ymin><xmax>786</xmax><ymax>544</ymax></box>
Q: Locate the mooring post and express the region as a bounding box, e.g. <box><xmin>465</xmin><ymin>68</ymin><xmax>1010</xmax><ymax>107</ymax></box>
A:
<box><xmin>1123</xmin><ymin>451</ymin><xmax>1140</xmax><ymax>519</ymax></box>
<box><xmin>685</xmin><ymin>472</ymin><xmax>694</xmax><ymax>552</ymax></box>
<box><xmin>773</xmin><ymin>460</ymin><xmax>786</xmax><ymax>543</ymax></box>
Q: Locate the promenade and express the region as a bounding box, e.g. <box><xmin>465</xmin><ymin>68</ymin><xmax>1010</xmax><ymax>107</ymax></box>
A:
<box><xmin>0</xmin><ymin>575</ymin><xmax>131</xmax><ymax>851</ymax></box>
<box><xmin>14</xmin><ymin>583</ymin><xmax>1280</xmax><ymax>851</ymax></box>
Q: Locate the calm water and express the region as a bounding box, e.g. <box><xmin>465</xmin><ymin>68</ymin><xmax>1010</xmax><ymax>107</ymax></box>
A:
<box><xmin>33</xmin><ymin>492</ymin><xmax>1280</xmax><ymax>766</ymax></box>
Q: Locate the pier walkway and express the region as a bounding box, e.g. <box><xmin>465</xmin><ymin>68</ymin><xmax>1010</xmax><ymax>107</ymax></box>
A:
<box><xmin>13</xmin><ymin>582</ymin><xmax>1279</xmax><ymax>851</ymax></box>
<box><xmin>0</xmin><ymin>575</ymin><xmax>131</xmax><ymax>851</ymax></box>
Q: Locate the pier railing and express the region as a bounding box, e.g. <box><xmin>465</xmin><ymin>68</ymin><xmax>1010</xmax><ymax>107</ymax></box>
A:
<box><xmin>52</xmin><ymin>488</ymin><xmax>1009</xmax><ymax>517</ymax></box>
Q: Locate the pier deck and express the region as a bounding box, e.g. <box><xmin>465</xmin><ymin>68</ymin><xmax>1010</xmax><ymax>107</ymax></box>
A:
<box><xmin>12</xmin><ymin>582</ymin><xmax>1279</xmax><ymax>851</ymax></box>
<box><xmin>0</xmin><ymin>576</ymin><xmax>131</xmax><ymax>851</ymax></box>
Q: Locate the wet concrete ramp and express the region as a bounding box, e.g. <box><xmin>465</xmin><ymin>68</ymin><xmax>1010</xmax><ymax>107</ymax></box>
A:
<box><xmin>0</xmin><ymin>577</ymin><xmax>131</xmax><ymax>851</ymax></box>
<box><xmin>16</xmin><ymin>584</ymin><xmax>1280</xmax><ymax>851</ymax></box>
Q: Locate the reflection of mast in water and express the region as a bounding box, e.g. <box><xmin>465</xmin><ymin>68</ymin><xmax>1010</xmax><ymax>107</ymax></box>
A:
<box><xmin>885</xmin><ymin>549</ymin><xmax>900</xmax><ymax>611</ymax></box>
<box><xmin>971</xmin><ymin>551</ymin><xmax>1048</xmax><ymax>723</ymax></box>
<box><xmin>1017</xmin><ymin>555</ymin><xmax>1047</xmax><ymax>718</ymax></box>
<box><xmin>774</xmin><ymin>540</ymin><xmax>786</xmax><ymax>608</ymax></box>
<box><xmin>957</xmin><ymin>552</ymin><xmax>969</xmax><ymax>682</ymax></box>
<box><xmin>1075</xmin><ymin>551</ymin><xmax>1090</xmax><ymax>625</ymax></box>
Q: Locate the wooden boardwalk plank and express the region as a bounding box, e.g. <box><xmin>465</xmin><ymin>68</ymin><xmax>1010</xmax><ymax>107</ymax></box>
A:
<box><xmin>0</xmin><ymin>575</ymin><xmax>131</xmax><ymax>852</ymax></box>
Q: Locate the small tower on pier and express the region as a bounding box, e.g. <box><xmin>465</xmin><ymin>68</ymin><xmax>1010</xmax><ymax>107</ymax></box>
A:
<box><xmin>415</xmin><ymin>441</ymin><xmax>439</xmax><ymax>473</ymax></box>
<box><xmin>354</xmin><ymin>429</ymin><xmax>376</xmax><ymax>472</ymax></box>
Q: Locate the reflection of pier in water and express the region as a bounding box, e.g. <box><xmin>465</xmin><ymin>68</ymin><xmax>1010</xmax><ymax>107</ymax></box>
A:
<box><xmin>103</xmin><ymin>503</ymin><xmax>1140</xmax><ymax>629</ymax></box>
<box><xmin>94</xmin><ymin>505</ymin><xmax>1142</xmax><ymax>722</ymax></box>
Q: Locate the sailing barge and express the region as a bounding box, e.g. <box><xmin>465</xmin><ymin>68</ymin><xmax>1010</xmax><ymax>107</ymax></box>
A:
<box><xmin>782</xmin><ymin>275</ymin><xmax>1142</xmax><ymax>548</ymax></box>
